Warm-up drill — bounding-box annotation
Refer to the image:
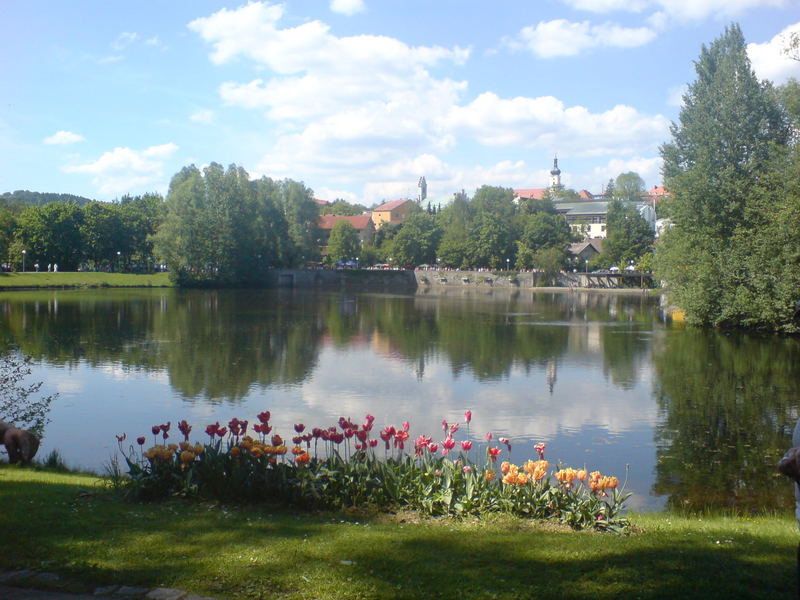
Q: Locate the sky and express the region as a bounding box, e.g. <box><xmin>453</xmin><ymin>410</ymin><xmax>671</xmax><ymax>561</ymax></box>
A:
<box><xmin>2</xmin><ymin>1</ymin><xmax>800</xmax><ymax>207</ymax></box>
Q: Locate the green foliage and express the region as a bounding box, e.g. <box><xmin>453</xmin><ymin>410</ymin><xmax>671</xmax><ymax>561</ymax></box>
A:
<box><xmin>320</xmin><ymin>199</ymin><xmax>367</xmax><ymax>216</ymax></box>
<box><xmin>515</xmin><ymin>212</ymin><xmax>572</xmax><ymax>269</ymax></box>
<box><xmin>384</xmin><ymin>213</ymin><xmax>441</xmax><ymax>267</ymax></box>
<box><xmin>0</xmin><ymin>352</ymin><xmax>57</xmax><ymax>438</ymax></box>
<box><xmin>469</xmin><ymin>214</ymin><xmax>513</xmax><ymax>269</ymax></box>
<box><xmin>600</xmin><ymin>199</ymin><xmax>654</xmax><ymax>268</ymax></box>
<box><xmin>327</xmin><ymin>220</ymin><xmax>360</xmax><ymax>264</ymax></box>
<box><xmin>656</xmin><ymin>24</ymin><xmax>798</xmax><ymax>331</ymax></box>
<box><xmin>13</xmin><ymin>201</ymin><xmax>85</xmax><ymax>270</ymax></box>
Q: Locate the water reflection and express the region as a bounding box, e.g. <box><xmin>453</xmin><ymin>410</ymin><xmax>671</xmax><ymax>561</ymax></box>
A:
<box><xmin>0</xmin><ymin>288</ymin><xmax>798</xmax><ymax>513</ymax></box>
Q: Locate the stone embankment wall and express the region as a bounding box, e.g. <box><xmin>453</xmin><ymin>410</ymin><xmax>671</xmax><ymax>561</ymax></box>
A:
<box><xmin>266</xmin><ymin>268</ymin><xmax>652</xmax><ymax>292</ymax></box>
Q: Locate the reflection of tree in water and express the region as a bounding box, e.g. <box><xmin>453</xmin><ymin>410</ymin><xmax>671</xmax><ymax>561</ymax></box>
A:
<box><xmin>159</xmin><ymin>290</ymin><xmax>323</xmax><ymax>402</ymax></box>
<box><xmin>0</xmin><ymin>288</ymin><xmax>664</xmax><ymax>403</ymax></box>
<box><xmin>652</xmin><ymin>328</ymin><xmax>800</xmax><ymax>512</ymax></box>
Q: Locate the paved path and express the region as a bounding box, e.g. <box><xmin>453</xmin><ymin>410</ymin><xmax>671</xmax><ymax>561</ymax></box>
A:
<box><xmin>0</xmin><ymin>571</ymin><xmax>219</xmax><ymax>600</ymax></box>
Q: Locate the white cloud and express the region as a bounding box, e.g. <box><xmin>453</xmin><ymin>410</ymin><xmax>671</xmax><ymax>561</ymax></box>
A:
<box><xmin>748</xmin><ymin>22</ymin><xmax>800</xmax><ymax>85</ymax></box>
<box><xmin>446</xmin><ymin>92</ymin><xmax>669</xmax><ymax>156</ymax></box>
<box><xmin>63</xmin><ymin>143</ymin><xmax>178</xmax><ymax>195</ymax></box>
<box><xmin>43</xmin><ymin>130</ymin><xmax>86</xmax><ymax>145</ymax></box>
<box><xmin>562</xmin><ymin>0</ymin><xmax>786</xmax><ymax>21</ymax></box>
<box><xmin>190</xmin><ymin>109</ymin><xmax>215</xmax><ymax>124</ymax></box>
<box><xmin>588</xmin><ymin>156</ymin><xmax>664</xmax><ymax>190</ymax></box>
<box><xmin>330</xmin><ymin>0</ymin><xmax>365</xmax><ymax>16</ymax></box>
<box><xmin>506</xmin><ymin>19</ymin><xmax>656</xmax><ymax>58</ymax></box>
<box><xmin>191</xmin><ymin>3</ymin><xmax>668</xmax><ymax>204</ymax></box>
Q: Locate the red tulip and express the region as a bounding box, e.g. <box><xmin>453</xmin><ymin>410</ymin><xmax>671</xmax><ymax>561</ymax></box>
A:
<box><xmin>488</xmin><ymin>447</ymin><xmax>501</xmax><ymax>462</ymax></box>
<box><xmin>136</xmin><ymin>436</ymin><xmax>145</xmax><ymax>445</ymax></box>
<box><xmin>271</xmin><ymin>434</ymin><xmax>283</xmax><ymax>446</ymax></box>
<box><xmin>368</xmin><ymin>439</ymin><xmax>378</xmax><ymax>448</ymax></box>
<box><xmin>428</xmin><ymin>443</ymin><xmax>439</xmax><ymax>453</ymax></box>
<box><xmin>116</xmin><ymin>433</ymin><xmax>126</xmax><ymax>443</ymax></box>
<box><xmin>461</xmin><ymin>440</ymin><xmax>472</xmax><ymax>451</ymax></box>
<box><xmin>402</xmin><ymin>421</ymin><xmax>410</xmax><ymax>432</ymax></box>
<box><xmin>443</xmin><ymin>436</ymin><xmax>456</xmax><ymax>451</ymax></box>
<box><xmin>257</xmin><ymin>411</ymin><xmax>270</xmax><ymax>424</ymax></box>
<box><xmin>534</xmin><ymin>442</ymin><xmax>546</xmax><ymax>460</ymax></box>
<box><xmin>152</xmin><ymin>425</ymin><xmax>161</xmax><ymax>436</ymax></box>
<box><xmin>178</xmin><ymin>420</ymin><xmax>192</xmax><ymax>441</ymax></box>
<box><xmin>294</xmin><ymin>424</ymin><xmax>305</xmax><ymax>433</ymax></box>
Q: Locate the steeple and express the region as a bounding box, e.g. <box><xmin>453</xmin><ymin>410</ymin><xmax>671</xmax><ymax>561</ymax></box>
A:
<box><xmin>550</xmin><ymin>155</ymin><xmax>562</xmax><ymax>189</ymax></box>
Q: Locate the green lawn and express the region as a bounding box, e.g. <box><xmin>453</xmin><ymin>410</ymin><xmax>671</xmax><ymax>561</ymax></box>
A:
<box><xmin>1</xmin><ymin>466</ymin><xmax>798</xmax><ymax>599</ymax></box>
<box><xmin>0</xmin><ymin>271</ymin><xmax>171</xmax><ymax>288</ymax></box>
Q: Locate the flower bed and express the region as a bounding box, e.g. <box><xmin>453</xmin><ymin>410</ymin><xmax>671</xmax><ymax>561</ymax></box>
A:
<box><xmin>115</xmin><ymin>411</ymin><xmax>631</xmax><ymax>532</ymax></box>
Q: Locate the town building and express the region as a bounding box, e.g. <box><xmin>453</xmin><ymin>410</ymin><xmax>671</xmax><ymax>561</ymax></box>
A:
<box><xmin>370</xmin><ymin>198</ymin><xmax>417</xmax><ymax>229</ymax></box>
<box><xmin>317</xmin><ymin>214</ymin><xmax>375</xmax><ymax>256</ymax></box>
<box><xmin>514</xmin><ymin>157</ymin><xmax>660</xmax><ymax>240</ymax></box>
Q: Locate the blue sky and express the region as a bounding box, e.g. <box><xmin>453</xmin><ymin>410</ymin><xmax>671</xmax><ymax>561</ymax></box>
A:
<box><xmin>2</xmin><ymin>1</ymin><xmax>799</xmax><ymax>206</ymax></box>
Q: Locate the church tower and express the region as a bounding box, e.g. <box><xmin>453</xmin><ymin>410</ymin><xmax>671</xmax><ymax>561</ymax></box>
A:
<box><xmin>550</xmin><ymin>156</ymin><xmax>562</xmax><ymax>189</ymax></box>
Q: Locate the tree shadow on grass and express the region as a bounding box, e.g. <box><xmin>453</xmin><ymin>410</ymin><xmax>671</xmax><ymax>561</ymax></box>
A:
<box><xmin>1</xmin><ymin>473</ymin><xmax>797</xmax><ymax>600</ymax></box>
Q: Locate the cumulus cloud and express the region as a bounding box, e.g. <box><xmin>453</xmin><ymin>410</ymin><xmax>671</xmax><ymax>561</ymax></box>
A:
<box><xmin>446</xmin><ymin>92</ymin><xmax>670</xmax><ymax>156</ymax></box>
<box><xmin>506</xmin><ymin>19</ymin><xmax>656</xmax><ymax>57</ymax></box>
<box><xmin>330</xmin><ymin>0</ymin><xmax>365</xmax><ymax>16</ymax></box>
<box><xmin>43</xmin><ymin>130</ymin><xmax>86</xmax><ymax>145</ymax></box>
<box><xmin>63</xmin><ymin>143</ymin><xmax>178</xmax><ymax>195</ymax></box>
<box><xmin>191</xmin><ymin>2</ymin><xmax>668</xmax><ymax>203</ymax></box>
<box><xmin>748</xmin><ymin>22</ymin><xmax>800</xmax><ymax>84</ymax></box>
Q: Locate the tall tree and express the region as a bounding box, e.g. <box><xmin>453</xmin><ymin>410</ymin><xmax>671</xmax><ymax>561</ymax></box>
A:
<box><xmin>13</xmin><ymin>202</ymin><xmax>84</xmax><ymax>270</ymax></box>
<box><xmin>655</xmin><ymin>24</ymin><xmax>795</xmax><ymax>330</ymax></box>
<box><xmin>612</xmin><ymin>172</ymin><xmax>645</xmax><ymax>203</ymax></box>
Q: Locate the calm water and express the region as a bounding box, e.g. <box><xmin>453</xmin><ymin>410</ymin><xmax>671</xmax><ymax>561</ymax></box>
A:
<box><xmin>2</xmin><ymin>287</ymin><xmax>799</xmax><ymax>512</ymax></box>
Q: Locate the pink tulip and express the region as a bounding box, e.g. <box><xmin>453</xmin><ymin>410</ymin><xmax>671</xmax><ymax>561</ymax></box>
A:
<box><xmin>428</xmin><ymin>443</ymin><xmax>439</xmax><ymax>453</ymax></box>
<box><xmin>442</xmin><ymin>419</ymin><xmax>448</xmax><ymax>431</ymax></box>
<box><xmin>461</xmin><ymin>440</ymin><xmax>472</xmax><ymax>451</ymax></box>
<box><xmin>485</xmin><ymin>432</ymin><xmax>493</xmax><ymax>442</ymax></box>
<box><xmin>465</xmin><ymin>410</ymin><xmax>472</xmax><ymax>424</ymax></box>
<box><xmin>449</xmin><ymin>423</ymin><xmax>459</xmax><ymax>434</ymax></box>
<box><xmin>443</xmin><ymin>436</ymin><xmax>456</xmax><ymax>450</ymax></box>
<box><xmin>534</xmin><ymin>442</ymin><xmax>546</xmax><ymax>459</ymax></box>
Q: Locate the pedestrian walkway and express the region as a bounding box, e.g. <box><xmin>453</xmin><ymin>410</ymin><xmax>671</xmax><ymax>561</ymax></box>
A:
<box><xmin>0</xmin><ymin>570</ymin><xmax>220</xmax><ymax>600</ymax></box>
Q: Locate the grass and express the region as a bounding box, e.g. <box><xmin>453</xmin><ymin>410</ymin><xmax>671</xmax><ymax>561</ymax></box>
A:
<box><xmin>1</xmin><ymin>466</ymin><xmax>798</xmax><ymax>599</ymax></box>
<box><xmin>0</xmin><ymin>271</ymin><xmax>172</xmax><ymax>289</ymax></box>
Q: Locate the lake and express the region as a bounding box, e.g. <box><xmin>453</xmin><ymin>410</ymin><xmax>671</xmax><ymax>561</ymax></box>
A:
<box><xmin>2</xmin><ymin>287</ymin><xmax>798</xmax><ymax>513</ymax></box>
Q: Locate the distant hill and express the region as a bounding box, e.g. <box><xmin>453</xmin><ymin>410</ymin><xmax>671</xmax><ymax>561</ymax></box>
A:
<box><xmin>0</xmin><ymin>190</ymin><xmax>96</xmax><ymax>207</ymax></box>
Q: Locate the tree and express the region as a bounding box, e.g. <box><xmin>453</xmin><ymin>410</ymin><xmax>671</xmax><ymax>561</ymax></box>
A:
<box><xmin>327</xmin><ymin>220</ymin><xmax>360</xmax><ymax>265</ymax></box>
<box><xmin>0</xmin><ymin>353</ymin><xmax>57</xmax><ymax>438</ymax></box>
<box><xmin>655</xmin><ymin>24</ymin><xmax>795</xmax><ymax>330</ymax></box>
<box><xmin>660</xmin><ymin>24</ymin><xmax>789</xmax><ymax>240</ymax></box>
<box><xmin>600</xmin><ymin>199</ymin><xmax>654</xmax><ymax>267</ymax></box>
<box><xmin>385</xmin><ymin>213</ymin><xmax>441</xmax><ymax>267</ymax></box>
<box><xmin>468</xmin><ymin>214</ymin><xmax>513</xmax><ymax>269</ymax></box>
<box><xmin>320</xmin><ymin>199</ymin><xmax>367</xmax><ymax>216</ymax></box>
<box><xmin>278</xmin><ymin>180</ymin><xmax>319</xmax><ymax>266</ymax></box>
<box><xmin>612</xmin><ymin>172</ymin><xmax>645</xmax><ymax>203</ymax></box>
<box><xmin>515</xmin><ymin>212</ymin><xmax>572</xmax><ymax>269</ymax></box>
<box><xmin>13</xmin><ymin>202</ymin><xmax>85</xmax><ymax>270</ymax></box>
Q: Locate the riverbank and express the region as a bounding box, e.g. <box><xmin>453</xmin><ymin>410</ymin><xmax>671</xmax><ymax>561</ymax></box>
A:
<box><xmin>0</xmin><ymin>467</ymin><xmax>795</xmax><ymax>600</ymax></box>
<box><xmin>0</xmin><ymin>272</ymin><xmax>171</xmax><ymax>289</ymax></box>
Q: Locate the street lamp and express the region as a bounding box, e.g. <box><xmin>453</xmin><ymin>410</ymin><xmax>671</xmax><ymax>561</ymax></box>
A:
<box><xmin>506</xmin><ymin>257</ymin><xmax>510</xmax><ymax>271</ymax></box>
<box><xmin>585</xmin><ymin>258</ymin><xmax>589</xmax><ymax>273</ymax></box>
<box><xmin>116</xmin><ymin>251</ymin><xmax>121</xmax><ymax>273</ymax></box>
<box><xmin>21</xmin><ymin>249</ymin><xmax>26</xmax><ymax>272</ymax></box>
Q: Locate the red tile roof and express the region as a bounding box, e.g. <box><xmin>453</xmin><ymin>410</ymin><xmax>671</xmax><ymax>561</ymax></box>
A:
<box><xmin>319</xmin><ymin>215</ymin><xmax>373</xmax><ymax>230</ymax></box>
<box><xmin>648</xmin><ymin>186</ymin><xmax>667</xmax><ymax>196</ymax></box>
<box><xmin>513</xmin><ymin>188</ymin><xmax>548</xmax><ymax>200</ymax></box>
<box><xmin>373</xmin><ymin>198</ymin><xmax>413</xmax><ymax>212</ymax></box>
<box><xmin>578</xmin><ymin>189</ymin><xmax>594</xmax><ymax>200</ymax></box>
<box><xmin>314</xmin><ymin>198</ymin><xmax>330</xmax><ymax>206</ymax></box>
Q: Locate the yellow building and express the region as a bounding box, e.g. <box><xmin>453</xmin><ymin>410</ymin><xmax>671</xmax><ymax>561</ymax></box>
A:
<box><xmin>370</xmin><ymin>198</ymin><xmax>416</xmax><ymax>229</ymax></box>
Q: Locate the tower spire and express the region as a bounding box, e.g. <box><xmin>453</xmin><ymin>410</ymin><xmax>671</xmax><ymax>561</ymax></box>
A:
<box><xmin>550</xmin><ymin>155</ymin><xmax>562</xmax><ymax>189</ymax></box>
